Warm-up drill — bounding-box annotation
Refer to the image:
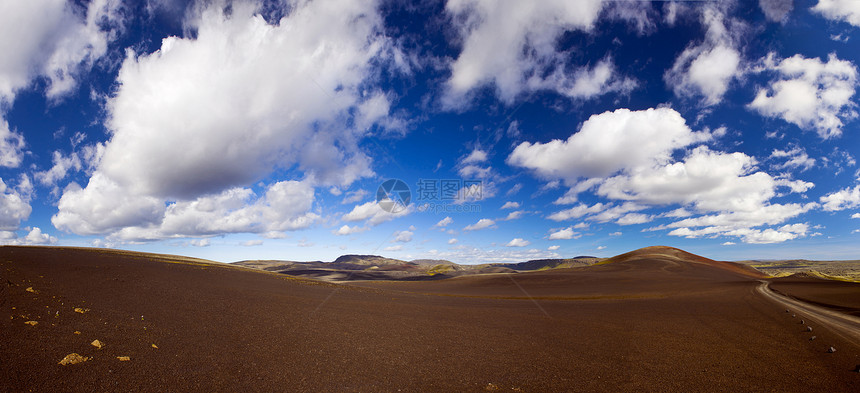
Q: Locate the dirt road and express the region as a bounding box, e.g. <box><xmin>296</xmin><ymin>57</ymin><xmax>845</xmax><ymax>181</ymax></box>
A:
<box><xmin>756</xmin><ymin>280</ymin><xmax>860</xmax><ymax>344</ymax></box>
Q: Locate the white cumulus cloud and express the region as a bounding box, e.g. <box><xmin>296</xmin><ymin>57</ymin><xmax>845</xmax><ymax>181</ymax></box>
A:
<box><xmin>505</xmin><ymin>238</ymin><xmax>530</xmax><ymax>247</ymax></box>
<box><xmin>664</xmin><ymin>6</ymin><xmax>743</xmax><ymax>106</ymax></box>
<box><xmin>464</xmin><ymin>218</ymin><xmax>496</xmax><ymax>231</ymax></box>
<box><xmin>53</xmin><ymin>0</ymin><xmax>399</xmax><ymax>241</ymax></box>
<box><xmin>442</xmin><ymin>0</ymin><xmax>636</xmax><ymax>107</ymax></box>
<box><xmin>812</xmin><ymin>0</ymin><xmax>860</xmax><ymax>27</ymax></box>
<box><xmin>749</xmin><ymin>53</ymin><xmax>858</xmax><ymax>139</ymax></box>
<box><xmin>548</xmin><ymin>227</ymin><xmax>577</xmax><ymax>240</ymax></box>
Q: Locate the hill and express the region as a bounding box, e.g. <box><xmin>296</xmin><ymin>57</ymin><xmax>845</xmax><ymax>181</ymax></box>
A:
<box><xmin>3</xmin><ymin>245</ymin><xmax>859</xmax><ymax>392</ymax></box>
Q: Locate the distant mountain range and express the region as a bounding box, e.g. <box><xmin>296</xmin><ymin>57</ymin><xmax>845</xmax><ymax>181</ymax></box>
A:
<box><xmin>233</xmin><ymin>254</ymin><xmax>605</xmax><ymax>282</ymax></box>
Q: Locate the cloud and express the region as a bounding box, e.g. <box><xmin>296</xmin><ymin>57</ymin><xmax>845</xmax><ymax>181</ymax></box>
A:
<box><xmin>343</xmin><ymin>201</ymin><xmax>412</xmax><ymax>226</ymax></box>
<box><xmin>464</xmin><ymin>218</ymin><xmax>496</xmax><ymax>231</ymax></box>
<box><xmin>448</xmin><ymin>238</ymin><xmax>458</xmax><ymax>244</ymax></box>
<box><xmin>547</xmin><ymin>245</ymin><xmax>560</xmax><ymax>251</ymax></box>
<box><xmin>0</xmin><ymin>121</ymin><xmax>25</xmax><ymax>168</ymax></box>
<box><xmin>722</xmin><ymin>241</ymin><xmax>736</xmax><ymax>245</ymax></box>
<box><xmin>442</xmin><ymin>0</ymin><xmax>637</xmax><ymax>107</ymax></box>
<box><xmin>596</xmin><ymin>147</ymin><xmax>804</xmax><ymax>213</ymax></box>
<box><xmin>548</xmin><ymin>227</ymin><xmax>577</xmax><ymax>240</ymax></box>
<box><xmin>502</xmin><ymin>211</ymin><xmax>525</xmax><ymax>221</ymax></box>
<box><xmin>53</xmin><ymin>0</ymin><xmax>401</xmax><ymax>241</ymax></box>
<box><xmin>0</xmin><ymin>0</ymin><xmax>123</xmax><ymax>102</ymax></box>
<box><xmin>341</xmin><ymin>189</ymin><xmax>369</xmax><ymax>205</ymax></box>
<box><xmin>460</xmin><ymin>149</ymin><xmax>487</xmax><ymax>164</ymax></box>
<box><xmin>96</xmin><ymin>1</ymin><xmax>391</xmax><ymax>199</ymax></box>
<box><xmin>812</xmin><ymin>0</ymin><xmax>860</xmax><ymax>27</ymax></box>
<box><xmin>190</xmin><ymin>238</ymin><xmax>210</xmax><ymax>247</ymax></box>
<box><xmin>500</xmin><ymin>201</ymin><xmax>520</xmax><ymax>209</ymax></box>
<box><xmin>383</xmin><ymin>245</ymin><xmax>403</xmax><ymax>252</ymax></box>
<box><xmin>334</xmin><ymin>225</ymin><xmax>368</xmax><ymax>236</ymax></box>
<box><xmin>241</xmin><ymin>240</ymin><xmax>263</xmax><ymax>247</ymax></box>
<box><xmin>54</xmin><ymin>176</ymin><xmax>318</xmax><ymax>240</ymax></box>
<box><xmin>0</xmin><ymin>176</ymin><xmax>33</xmax><ymax>231</ymax></box>
<box><xmin>548</xmin><ymin>203</ymin><xmax>605</xmax><ymax>221</ymax></box>
<box><xmin>434</xmin><ymin>216</ymin><xmax>453</xmax><ymax>227</ymax></box>
<box><xmin>505</xmin><ymin>238</ymin><xmax>530</xmax><ymax>247</ymax></box>
<box><xmin>394</xmin><ymin>230</ymin><xmax>413</xmax><ymax>243</ymax></box>
<box><xmin>771</xmin><ymin>146</ymin><xmax>816</xmax><ymax>171</ymax></box>
<box><xmin>35</xmin><ymin>150</ymin><xmax>83</xmax><ymax>187</ymax></box>
<box><xmin>820</xmin><ymin>185</ymin><xmax>860</xmax><ymax>211</ymax></box>
<box><xmin>748</xmin><ymin>53</ymin><xmax>858</xmax><ymax>139</ymax></box>
<box><xmin>671</xmin><ymin>223</ymin><xmax>810</xmax><ymax>244</ymax></box>
<box><xmin>852</xmin><ymin>213</ymin><xmax>860</xmax><ymax>219</ymax></box>
<box><xmin>514</xmin><ymin>106</ymin><xmax>815</xmax><ymax>244</ymax></box>
<box><xmin>0</xmin><ymin>227</ymin><xmax>57</xmax><ymax>246</ymax></box>
<box><xmin>759</xmin><ymin>0</ymin><xmax>793</xmax><ymax>22</ymax></box>
<box><xmin>509</xmin><ymin>108</ymin><xmax>710</xmax><ymax>183</ymax></box>
<box><xmin>664</xmin><ymin>6</ymin><xmax>743</xmax><ymax>105</ymax></box>
<box><xmin>420</xmin><ymin>245</ymin><xmax>559</xmax><ymax>264</ymax></box>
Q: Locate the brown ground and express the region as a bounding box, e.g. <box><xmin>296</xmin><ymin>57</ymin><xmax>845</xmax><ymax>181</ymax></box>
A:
<box><xmin>2</xmin><ymin>245</ymin><xmax>859</xmax><ymax>392</ymax></box>
<box><xmin>770</xmin><ymin>275</ymin><xmax>860</xmax><ymax>317</ymax></box>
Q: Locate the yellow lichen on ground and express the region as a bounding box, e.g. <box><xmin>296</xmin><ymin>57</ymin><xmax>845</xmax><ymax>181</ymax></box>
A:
<box><xmin>91</xmin><ymin>339</ymin><xmax>104</xmax><ymax>349</ymax></box>
<box><xmin>25</xmin><ymin>287</ymin><xmax>37</xmax><ymax>293</ymax></box>
<box><xmin>117</xmin><ymin>356</ymin><xmax>131</xmax><ymax>361</ymax></box>
<box><xmin>73</xmin><ymin>307</ymin><xmax>89</xmax><ymax>314</ymax></box>
<box><xmin>58</xmin><ymin>353</ymin><xmax>88</xmax><ymax>365</ymax></box>
<box><xmin>24</xmin><ymin>320</ymin><xmax>38</xmax><ymax>326</ymax></box>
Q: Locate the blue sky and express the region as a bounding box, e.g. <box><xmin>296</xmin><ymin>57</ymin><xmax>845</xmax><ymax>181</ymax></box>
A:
<box><xmin>2</xmin><ymin>0</ymin><xmax>860</xmax><ymax>263</ymax></box>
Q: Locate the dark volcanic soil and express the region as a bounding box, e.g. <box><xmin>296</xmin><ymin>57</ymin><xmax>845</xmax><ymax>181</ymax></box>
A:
<box><xmin>2</xmin><ymin>246</ymin><xmax>859</xmax><ymax>392</ymax></box>
<box><xmin>770</xmin><ymin>275</ymin><xmax>860</xmax><ymax>317</ymax></box>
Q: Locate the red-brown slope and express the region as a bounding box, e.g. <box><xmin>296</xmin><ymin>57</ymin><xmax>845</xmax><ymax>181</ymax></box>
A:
<box><xmin>2</xmin><ymin>246</ymin><xmax>859</xmax><ymax>392</ymax></box>
<box><xmin>356</xmin><ymin>245</ymin><xmax>764</xmax><ymax>298</ymax></box>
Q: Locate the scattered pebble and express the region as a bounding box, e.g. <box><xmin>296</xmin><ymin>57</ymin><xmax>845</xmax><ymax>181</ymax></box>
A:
<box><xmin>800</xmin><ymin>320</ymin><xmax>804</xmax><ymax>324</ymax></box>
<box><xmin>827</xmin><ymin>347</ymin><xmax>836</xmax><ymax>353</ymax></box>
<box><xmin>74</xmin><ymin>331</ymin><xmax>81</xmax><ymax>335</ymax></box>
<box><xmin>806</xmin><ymin>326</ymin><xmax>813</xmax><ymax>332</ymax></box>
<box><xmin>25</xmin><ymin>287</ymin><xmax>37</xmax><ymax>293</ymax></box>
<box><xmin>24</xmin><ymin>321</ymin><xmax>37</xmax><ymax>326</ymax></box>
<box><xmin>59</xmin><ymin>353</ymin><xmax>88</xmax><ymax>365</ymax></box>
<box><xmin>785</xmin><ymin>309</ymin><xmax>790</xmax><ymax>313</ymax></box>
<box><xmin>117</xmin><ymin>356</ymin><xmax>131</xmax><ymax>361</ymax></box>
<box><xmin>810</xmin><ymin>336</ymin><xmax>816</xmax><ymax>341</ymax></box>
<box><xmin>91</xmin><ymin>339</ymin><xmax>104</xmax><ymax>349</ymax></box>
<box><xmin>151</xmin><ymin>344</ymin><xmax>158</xmax><ymax>349</ymax></box>
<box><xmin>74</xmin><ymin>308</ymin><xmax>89</xmax><ymax>314</ymax></box>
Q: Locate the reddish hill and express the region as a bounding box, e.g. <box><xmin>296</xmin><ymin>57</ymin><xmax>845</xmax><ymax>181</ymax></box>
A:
<box><xmin>599</xmin><ymin>245</ymin><xmax>766</xmax><ymax>278</ymax></box>
<box><xmin>3</xmin><ymin>246</ymin><xmax>858</xmax><ymax>392</ymax></box>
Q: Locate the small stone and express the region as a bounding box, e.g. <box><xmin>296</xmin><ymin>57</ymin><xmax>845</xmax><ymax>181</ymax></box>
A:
<box><xmin>827</xmin><ymin>347</ymin><xmax>836</xmax><ymax>353</ymax></box>
<box><xmin>24</xmin><ymin>320</ymin><xmax>37</xmax><ymax>326</ymax></box>
<box><xmin>792</xmin><ymin>314</ymin><xmax>796</xmax><ymax>317</ymax></box>
<box><xmin>117</xmin><ymin>356</ymin><xmax>131</xmax><ymax>361</ymax></box>
<box><xmin>91</xmin><ymin>339</ymin><xmax>104</xmax><ymax>349</ymax></box>
<box><xmin>151</xmin><ymin>344</ymin><xmax>158</xmax><ymax>349</ymax></box>
<box><xmin>806</xmin><ymin>326</ymin><xmax>813</xmax><ymax>332</ymax></box>
<box><xmin>800</xmin><ymin>320</ymin><xmax>804</xmax><ymax>324</ymax></box>
<box><xmin>785</xmin><ymin>309</ymin><xmax>790</xmax><ymax>313</ymax></box>
<box><xmin>73</xmin><ymin>308</ymin><xmax>89</xmax><ymax>314</ymax></box>
<box><xmin>810</xmin><ymin>336</ymin><xmax>816</xmax><ymax>341</ymax></box>
<box><xmin>74</xmin><ymin>331</ymin><xmax>81</xmax><ymax>335</ymax></box>
<box><xmin>59</xmin><ymin>353</ymin><xmax>88</xmax><ymax>365</ymax></box>
<box><xmin>25</xmin><ymin>287</ymin><xmax>37</xmax><ymax>293</ymax></box>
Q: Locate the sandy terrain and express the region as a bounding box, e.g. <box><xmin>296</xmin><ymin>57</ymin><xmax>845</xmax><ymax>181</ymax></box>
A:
<box><xmin>2</xmin><ymin>245</ymin><xmax>859</xmax><ymax>392</ymax></box>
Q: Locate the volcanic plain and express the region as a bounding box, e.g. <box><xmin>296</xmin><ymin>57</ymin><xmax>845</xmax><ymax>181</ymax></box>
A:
<box><xmin>2</xmin><ymin>245</ymin><xmax>859</xmax><ymax>392</ymax></box>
